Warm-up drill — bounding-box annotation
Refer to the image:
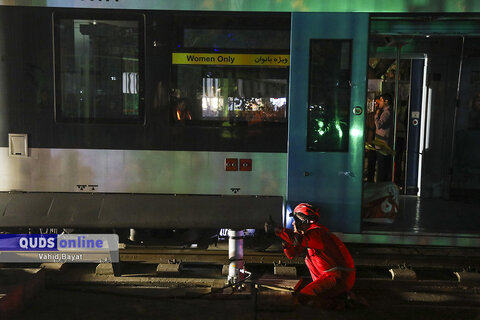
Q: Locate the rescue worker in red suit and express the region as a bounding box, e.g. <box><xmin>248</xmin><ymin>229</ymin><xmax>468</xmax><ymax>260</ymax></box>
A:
<box><xmin>273</xmin><ymin>203</ymin><xmax>356</xmax><ymax>308</ymax></box>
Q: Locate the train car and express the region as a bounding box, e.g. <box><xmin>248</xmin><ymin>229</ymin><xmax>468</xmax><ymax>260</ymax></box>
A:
<box><xmin>0</xmin><ymin>0</ymin><xmax>479</xmax><ymax>247</ymax></box>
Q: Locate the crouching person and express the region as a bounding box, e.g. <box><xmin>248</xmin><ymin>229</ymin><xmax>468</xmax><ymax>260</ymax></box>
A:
<box><xmin>268</xmin><ymin>203</ymin><xmax>358</xmax><ymax>309</ymax></box>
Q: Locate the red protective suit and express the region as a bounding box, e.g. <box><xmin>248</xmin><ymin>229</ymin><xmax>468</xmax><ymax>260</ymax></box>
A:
<box><xmin>276</xmin><ymin>223</ymin><xmax>355</xmax><ymax>306</ymax></box>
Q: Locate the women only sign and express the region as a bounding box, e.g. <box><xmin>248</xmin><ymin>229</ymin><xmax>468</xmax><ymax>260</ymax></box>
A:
<box><xmin>172</xmin><ymin>53</ymin><xmax>290</xmax><ymax>67</ymax></box>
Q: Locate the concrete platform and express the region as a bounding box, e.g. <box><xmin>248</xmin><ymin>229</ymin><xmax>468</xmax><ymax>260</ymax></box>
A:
<box><xmin>156</xmin><ymin>263</ymin><xmax>183</xmax><ymax>274</ymax></box>
<box><xmin>273</xmin><ymin>265</ymin><xmax>297</xmax><ymax>277</ymax></box>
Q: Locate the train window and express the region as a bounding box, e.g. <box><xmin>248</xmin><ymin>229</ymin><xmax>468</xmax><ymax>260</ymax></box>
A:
<box><xmin>54</xmin><ymin>13</ymin><xmax>144</xmax><ymax>123</ymax></box>
<box><xmin>170</xmin><ymin>13</ymin><xmax>289</xmax><ymax>126</ymax></box>
<box><xmin>307</xmin><ymin>40</ymin><xmax>352</xmax><ymax>152</ymax></box>
<box><xmin>171</xmin><ymin>64</ymin><xmax>288</xmax><ymax>125</ymax></box>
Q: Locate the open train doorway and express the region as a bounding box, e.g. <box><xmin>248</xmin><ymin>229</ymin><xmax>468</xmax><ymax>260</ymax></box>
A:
<box><xmin>362</xmin><ymin>15</ymin><xmax>480</xmax><ymax>237</ymax></box>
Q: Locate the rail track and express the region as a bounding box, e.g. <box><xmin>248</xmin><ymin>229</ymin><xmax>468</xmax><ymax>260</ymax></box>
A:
<box><xmin>5</xmin><ymin>242</ymin><xmax>480</xmax><ymax>319</ymax></box>
<box><xmin>119</xmin><ymin>242</ymin><xmax>480</xmax><ymax>271</ymax></box>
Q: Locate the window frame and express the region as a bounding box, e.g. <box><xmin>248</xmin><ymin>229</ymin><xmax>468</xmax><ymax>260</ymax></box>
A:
<box><xmin>53</xmin><ymin>11</ymin><xmax>146</xmax><ymax>124</ymax></box>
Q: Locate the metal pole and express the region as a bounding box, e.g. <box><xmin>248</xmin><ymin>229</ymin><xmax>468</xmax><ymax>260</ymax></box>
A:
<box><xmin>403</xmin><ymin>59</ymin><xmax>413</xmax><ymax>193</ymax></box>
<box><xmin>447</xmin><ymin>36</ymin><xmax>465</xmax><ymax>198</ymax></box>
<box><xmin>227</xmin><ymin>229</ymin><xmax>244</xmax><ymax>284</ymax></box>
<box><xmin>391</xmin><ymin>44</ymin><xmax>401</xmax><ymax>182</ymax></box>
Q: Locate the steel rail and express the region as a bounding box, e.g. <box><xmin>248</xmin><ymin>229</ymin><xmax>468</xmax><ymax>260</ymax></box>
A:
<box><xmin>119</xmin><ymin>245</ymin><xmax>480</xmax><ymax>269</ymax></box>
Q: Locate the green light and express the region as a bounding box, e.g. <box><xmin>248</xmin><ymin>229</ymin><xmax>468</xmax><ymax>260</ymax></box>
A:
<box><xmin>350</xmin><ymin>128</ymin><xmax>362</xmax><ymax>137</ymax></box>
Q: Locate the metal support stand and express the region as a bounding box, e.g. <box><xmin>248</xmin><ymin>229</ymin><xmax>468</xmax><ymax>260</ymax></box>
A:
<box><xmin>128</xmin><ymin>228</ymin><xmax>137</xmax><ymax>242</ymax></box>
<box><xmin>227</xmin><ymin>229</ymin><xmax>245</xmax><ymax>284</ymax></box>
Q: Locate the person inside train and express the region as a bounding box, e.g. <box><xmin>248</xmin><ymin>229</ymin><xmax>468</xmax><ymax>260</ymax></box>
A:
<box><xmin>374</xmin><ymin>93</ymin><xmax>393</xmax><ymax>181</ymax></box>
<box><xmin>266</xmin><ymin>203</ymin><xmax>364</xmax><ymax>309</ymax></box>
<box><xmin>173</xmin><ymin>98</ymin><xmax>192</xmax><ymax>122</ymax></box>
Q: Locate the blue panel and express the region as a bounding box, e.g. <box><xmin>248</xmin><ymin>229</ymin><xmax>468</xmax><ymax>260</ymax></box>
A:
<box><xmin>287</xmin><ymin>13</ymin><xmax>368</xmax><ymax>233</ymax></box>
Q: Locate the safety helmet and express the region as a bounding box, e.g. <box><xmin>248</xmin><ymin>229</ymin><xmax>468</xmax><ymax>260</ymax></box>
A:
<box><xmin>292</xmin><ymin>203</ymin><xmax>319</xmax><ymax>225</ymax></box>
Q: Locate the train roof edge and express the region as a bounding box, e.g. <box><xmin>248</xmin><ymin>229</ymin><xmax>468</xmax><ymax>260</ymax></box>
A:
<box><xmin>0</xmin><ymin>0</ymin><xmax>480</xmax><ymax>13</ymax></box>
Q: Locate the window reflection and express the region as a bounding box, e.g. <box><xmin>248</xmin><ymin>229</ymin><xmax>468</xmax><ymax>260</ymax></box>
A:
<box><xmin>55</xmin><ymin>17</ymin><xmax>143</xmax><ymax>123</ymax></box>
<box><xmin>172</xmin><ymin>66</ymin><xmax>288</xmax><ymax>125</ymax></box>
<box><xmin>307</xmin><ymin>40</ymin><xmax>352</xmax><ymax>152</ymax></box>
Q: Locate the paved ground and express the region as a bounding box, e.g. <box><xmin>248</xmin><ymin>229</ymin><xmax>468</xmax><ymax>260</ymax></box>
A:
<box><xmin>3</xmin><ymin>260</ymin><xmax>480</xmax><ymax>319</ymax></box>
<box><xmin>9</xmin><ymin>268</ymin><xmax>480</xmax><ymax>320</ymax></box>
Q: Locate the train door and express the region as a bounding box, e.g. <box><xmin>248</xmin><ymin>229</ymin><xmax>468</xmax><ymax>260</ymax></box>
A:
<box><xmin>364</xmin><ymin>16</ymin><xmax>480</xmax><ymax>235</ymax></box>
<box><xmin>365</xmin><ymin>53</ymin><xmax>428</xmax><ymax>195</ymax></box>
<box><xmin>287</xmin><ymin>13</ymin><xmax>369</xmax><ymax>233</ymax></box>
